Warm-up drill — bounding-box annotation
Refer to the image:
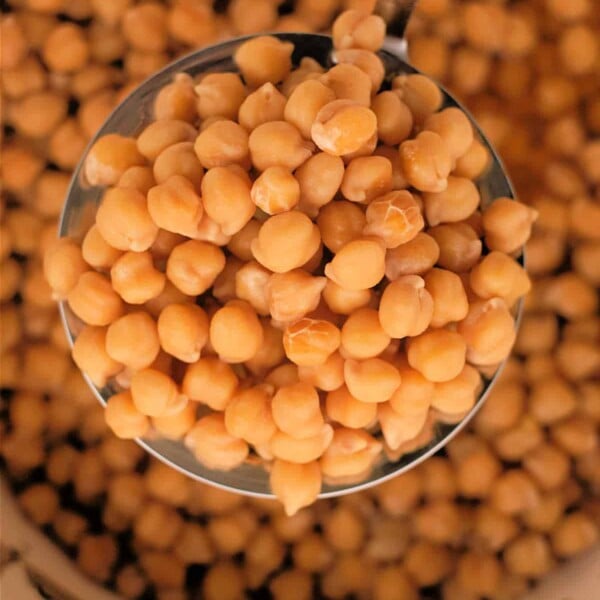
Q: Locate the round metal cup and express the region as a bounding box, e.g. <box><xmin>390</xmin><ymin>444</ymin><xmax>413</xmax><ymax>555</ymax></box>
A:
<box><xmin>59</xmin><ymin>33</ymin><xmax>522</xmax><ymax>499</ymax></box>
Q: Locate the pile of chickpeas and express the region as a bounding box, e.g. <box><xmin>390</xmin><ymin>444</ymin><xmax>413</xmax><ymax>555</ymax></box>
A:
<box><xmin>43</xmin><ymin>8</ymin><xmax>534</xmax><ymax>514</ymax></box>
<box><xmin>1</xmin><ymin>0</ymin><xmax>599</xmax><ymax>598</ymax></box>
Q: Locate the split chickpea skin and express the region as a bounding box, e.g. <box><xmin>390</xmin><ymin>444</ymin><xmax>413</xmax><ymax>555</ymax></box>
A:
<box><xmin>46</xmin><ymin>8</ymin><xmax>534</xmax><ymax>515</ymax></box>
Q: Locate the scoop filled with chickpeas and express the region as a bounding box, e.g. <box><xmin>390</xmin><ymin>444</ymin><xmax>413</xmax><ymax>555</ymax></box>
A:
<box><xmin>47</xmin><ymin>5</ymin><xmax>533</xmax><ymax>515</ymax></box>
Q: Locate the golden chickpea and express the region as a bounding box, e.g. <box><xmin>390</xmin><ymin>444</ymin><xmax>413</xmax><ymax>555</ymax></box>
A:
<box><xmin>194</xmin><ymin>212</ymin><xmax>232</xmax><ymax>246</ymax></box>
<box><xmin>84</xmin><ymin>134</ymin><xmax>145</xmax><ymax>187</ymax></box>
<box><xmin>379</xmin><ymin>276</ymin><xmax>434</xmax><ymax>339</ymax></box>
<box><xmin>105</xmin><ymin>312</ymin><xmax>160</xmax><ymax>371</ymax></box>
<box><xmin>545</xmin><ymin>272</ymin><xmax>598</xmax><ymax>320</ymax></box>
<box><xmin>3</xmin><ymin>55</ymin><xmax>47</xmax><ymax>100</ymax></box>
<box><xmin>238</xmin><ymin>82</ymin><xmax>286</xmax><ymax>131</ymax></box>
<box><xmin>384</xmin><ymin>233</ymin><xmax>438</xmax><ymax>280</ymax></box>
<box><xmin>423</xmin><ymin>177</ymin><xmax>480</xmax><ymax>228</ymax></box>
<box><xmin>265</xmin><ymin>364</ymin><xmax>300</xmax><ymax>389</ymax></box>
<box><xmin>341</xmin><ymin>156</ymin><xmax>392</xmax><ymax>204</ymax></box>
<box><xmin>270</xmin><ymin>424</ymin><xmax>333</xmax><ymax>464</ymax></box>
<box><xmin>157</xmin><ymin>303</ymin><xmax>209</xmax><ymax>363</ymax></box>
<box><xmin>210</xmin><ymin>299</ymin><xmax>264</xmax><ymax>363</ymax></box>
<box><xmin>325</xmin><ymin>238</ymin><xmax>385</xmax><ymax>291</ymax></box>
<box><xmin>182</xmin><ymin>357</ymin><xmax>238</xmax><ymax>410</ymax></box>
<box><xmin>252</xmin><ymin>211</ymin><xmax>320</xmax><ymax>273</ymax></box>
<box><xmin>251</xmin><ymin>166</ymin><xmax>300</xmax><ymax>215</ymax></box>
<box><xmin>312</xmin><ymin>100</ymin><xmax>377</xmax><ymax>156</ymax></box>
<box><xmin>72</xmin><ymin>325</ymin><xmax>122</xmax><ymax>388</ymax></box>
<box><xmin>105</xmin><ymin>391</ymin><xmax>149</xmax><ymax>439</ymax></box>
<box><xmin>482</xmin><ymin>197</ymin><xmax>538</xmax><ymax>254</ymax></box>
<box><xmin>283</xmin><ymin>318</ymin><xmax>341</xmax><ymax>367</ymax></box>
<box><xmin>166</xmin><ymin>240</ymin><xmax>225</xmax><ymax>295</ymax></box>
<box><xmin>298</xmin><ymin>351</ymin><xmax>345</xmax><ymax>392</ymax></box>
<box><xmin>340</xmin><ymin>308</ymin><xmax>389</xmax><ymax>360</ymax></box>
<box><xmin>266</xmin><ymin>269</ymin><xmax>326</xmax><ymax>323</ymax></box>
<box><xmin>227</xmin><ymin>220</ymin><xmax>261</xmax><ymax>262</ymax></box>
<box><xmin>9</xmin><ymin>90</ymin><xmax>68</xmax><ymax>139</ymax></box>
<box><xmin>245</xmin><ymin>321</ymin><xmax>286</xmax><ymax>375</ymax></box>
<box><xmin>326</xmin><ymin>384</ymin><xmax>377</xmax><ymax>429</ymax></box>
<box><xmin>144</xmin><ymin>281</ymin><xmax>192</xmax><ymax>318</ymax></box>
<box><xmin>43</xmin><ymin>238</ymin><xmax>89</xmax><ymax>300</ymax></box>
<box><xmin>423</xmin><ymin>268</ymin><xmax>469</xmax><ymax>328</ymax></box>
<box><xmin>271</xmin><ymin>381</ymin><xmax>324</xmax><ymax>440</ymax></box>
<box><xmin>234</xmin><ymin>261</ymin><xmax>271</xmax><ymax>316</ymax></box>
<box><xmin>212</xmin><ymin>256</ymin><xmax>242</xmax><ymax>303</ymax></box>
<box><xmin>224</xmin><ymin>386</ymin><xmax>277</xmax><ymax>446</ymax></box>
<box><xmin>504</xmin><ymin>533</ymin><xmax>554</xmax><ymax>577</ymax></box>
<box><xmin>334</xmin><ymin>48</ymin><xmax>385</xmax><ymax>93</ymax></box>
<box><xmin>344</xmin><ymin>357</ymin><xmax>401</xmax><ymax>404</ymax></box>
<box><xmin>470</xmin><ymin>252</ymin><xmax>530</xmax><ymax>307</ymax></box>
<box><xmin>392</xmin><ymin>74</ymin><xmax>443</xmax><ymax>124</ymax></box>
<box><xmin>234</xmin><ymin>35</ymin><xmax>293</xmax><ymax>88</ymax></box>
<box><xmin>322</xmin><ymin>280</ymin><xmax>372</xmax><ymax>315</ymax></box>
<box><xmin>552</xmin><ymin>416</ymin><xmax>598</xmax><ymax>456</ymax></box>
<box><xmin>320</xmin><ymin>63</ymin><xmax>372</xmax><ymax>107</ymax></box>
<box><xmin>399</xmin><ymin>131</ymin><xmax>452</xmax><ymax>193</ymax></box>
<box><xmin>406</xmin><ymin>329</ymin><xmax>467</xmax><ymax>383</ymax></box>
<box><xmin>249</xmin><ymin>120</ymin><xmax>314</xmax><ymax>171</ymax></box>
<box><xmin>270</xmin><ymin>459</ymin><xmax>321</xmax><ymax>516</ymax></box>
<box><xmin>195</xmin><ymin>72</ymin><xmax>247</xmax><ymax>120</ymax></box>
<box><xmin>130</xmin><ymin>368</ymin><xmax>185</xmax><ymax>418</ymax></box>
<box><xmin>454</xmin><ymin>138</ymin><xmax>490</xmax><ymax>179</ymax></box>
<box><xmin>378</xmin><ymin>400</ymin><xmax>429</xmax><ymax>450</ymax></box>
<box><xmin>115</xmin><ymin>167</ymin><xmax>154</xmax><ymax>196</ymax></box>
<box><xmin>1</xmin><ymin>15</ymin><xmax>27</xmax><ymax>69</ymax></box>
<box><xmin>110</xmin><ymin>251</ymin><xmax>165</xmax><ymax>305</ymax></box>
<box><xmin>152</xmin><ymin>402</ymin><xmax>197</xmax><ymax>440</ymax></box>
<box><xmin>431</xmin><ymin>365</ymin><xmax>481</xmax><ymax>415</ymax></box>
<box><xmin>371</xmin><ymin>91</ymin><xmax>413</xmax><ymax>146</ymax></box>
<box><xmin>424</xmin><ymin>108</ymin><xmax>474</xmax><ymax>160</ymax></box>
<box><xmin>154</xmin><ymin>73</ymin><xmax>196</xmax><ymax>122</ymax></box>
<box><xmin>42</xmin><ymin>22</ymin><xmax>89</xmax><ymax>73</ymax></box>
<box><xmin>137</xmin><ymin>119</ymin><xmax>196</xmax><ymax>162</ymax></box>
<box><xmin>194</xmin><ymin>119</ymin><xmax>249</xmax><ymax>169</ymax></box>
<box><xmin>429</xmin><ymin>222</ymin><xmax>482</xmax><ymax>272</ymax></box>
<box><xmin>152</xmin><ymin>142</ymin><xmax>204</xmax><ymax>191</ymax></box>
<box><xmin>332</xmin><ymin>9</ymin><xmax>385</xmax><ymax>52</ymax></box>
<box><xmin>67</xmin><ymin>271</ymin><xmax>124</xmax><ymax>326</ymax></box>
<box><xmin>317</xmin><ymin>200</ymin><xmax>366</xmax><ymax>254</ymax></box>
<box><xmin>284</xmin><ymin>79</ymin><xmax>336</xmax><ymax>139</ymax></box>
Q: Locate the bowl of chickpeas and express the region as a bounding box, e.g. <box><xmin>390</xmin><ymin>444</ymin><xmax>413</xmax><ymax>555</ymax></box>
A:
<box><xmin>45</xmin><ymin>9</ymin><xmax>537</xmax><ymax>515</ymax></box>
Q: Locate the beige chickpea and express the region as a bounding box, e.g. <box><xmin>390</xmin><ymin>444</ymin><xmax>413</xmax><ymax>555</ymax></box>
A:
<box><xmin>378</xmin><ymin>401</ymin><xmax>429</xmax><ymax>450</ymax></box>
<box><xmin>43</xmin><ymin>238</ymin><xmax>89</xmax><ymax>300</ymax></box>
<box><xmin>295</xmin><ymin>152</ymin><xmax>345</xmax><ymax>216</ymax></box>
<box><xmin>152</xmin><ymin>142</ymin><xmax>204</xmax><ymax>191</ymax></box>
<box><xmin>326</xmin><ymin>384</ymin><xmax>377</xmax><ymax>428</ymax></box>
<box><xmin>224</xmin><ymin>386</ymin><xmax>277</xmax><ymax>445</ymax></box>
<box><xmin>298</xmin><ymin>351</ymin><xmax>345</xmax><ymax>392</ymax></box>
<box><xmin>245</xmin><ymin>321</ymin><xmax>286</xmax><ymax>375</ymax></box>
<box><xmin>182</xmin><ymin>356</ymin><xmax>238</xmax><ymax>410</ymax></box>
<box><xmin>67</xmin><ymin>271</ymin><xmax>124</xmax><ymax>327</ymax></box>
<box><xmin>423</xmin><ymin>176</ymin><xmax>480</xmax><ymax>227</ymax></box>
<box><xmin>385</xmin><ymin>233</ymin><xmax>440</xmax><ymax>280</ymax></box>
<box><xmin>238</xmin><ymin>82</ymin><xmax>286</xmax><ymax>131</ymax></box>
<box><xmin>424</xmin><ymin>268</ymin><xmax>469</xmax><ymax>328</ymax></box>
<box><xmin>399</xmin><ymin>131</ymin><xmax>452</xmax><ymax>193</ymax></box>
<box><xmin>105</xmin><ymin>391</ymin><xmax>149</xmax><ymax>439</ymax></box>
<box><xmin>194</xmin><ymin>119</ymin><xmax>249</xmax><ymax>169</ymax></box>
<box><xmin>321</xmin><ymin>428</ymin><xmax>382</xmax><ymax>481</ymax></box>
<box><xmin>84</xmin><ymin>134</ymin><xmax>145</xmax><ymax>187</ymax></box>
<box><xmin>266</xmin><ymin>269</ymin><xmax>326</xmax><ymax>323</ymax></box>
<box><xmin>341</xmin><ymin>308</ymin><xmax>390</xmax><ymax>360</ymax></box>
<box><xmin>72</xmin><ymin>326</ymin><xmax>122</xmax><ymax>388</ymax></box>
<box><xmin>431</xmin><ymin>365</ymin><xmax>481</xmax><ymax>415</ymax></box>
<box><xmin>425</xmin><ymin>107</ymin><xmax>474</xmax><ymax>160</ymax></box>
<box><xmin>320</xmin><ymin>63</ymin><xmax>372</xmax><ymax>107</ymax></box>
<box><xmin>322</xmin><ymin>280</ymin><xmax>372</xmax><ymax>315</ymax></box>
<box><xmin>344</xmin><ymin>357</ymin><xmax>401</xmax><ymax>404</ymax></box>
<box><xmin>429</xmin><ymin>222</ymin><xmax>483</xmax><ymax>272</ymax></box>
<box><xmin>195</xmin><ymin>72</ymin><xmax>247</xmax><ymax>120</ymax></box>
<box><xmin>152</xmin><ymin>402</ymin><xmax>197</xmax><ymax>440</ymax></box>
<box><xmin>341</xmin><ymin>156</ymin><xmax>393</xmax><ymax>204</ymax></box>
<box><xmin>454</xmin><ymin>137</ymin><xmax>490</xmax><ymax>179</ymax></box>
<box><xmin>504</xmin><ymin>533</ymin><xmax>554</xmax><ymax>577</ymax></box>
<box><xmin>284</xmin><ymin>79</ymin><xmax>336</xmax><ymax>139</ymax></box>
<box><xmin>252</xmin><ymin>211</ymin><xmax>320</xmax><ymax>273</ymax></box>
<box><xmin>42</xmin><ymin>22</ymin><xmax>89</xmax><ymax>73</ymax></box>
<box><xmin>251</xmin><ymin>166</ymin><xmax>300</xmax><ymax>215</ymax></box>
<box><xmin>325</xmin><ymin>238</ymin><xmax>385</xmax><ymax>291</ymax></box>
<box><xmin>80</xmin><ymin>226</ymin><xmax>122</xmax><ymax>271</ymax></box>
<box><xmin>154</xmin><ymin>73</ymin><xmax>196</xmax><ymax>122</ymax></box>
<box><xmin>105</xmin><ymin>312</ymin><xmax>160</xmax><ymax>370</ymax></box>
<box><xmin>272</xmin><ymin>382</ymin><xmax>324</xmax><ymax>439</ymax></box>
<box><xmin>270</xmin><ymin>424</ymin><xmax>333</xmax><ymax>464</ymax></box>
<box><xmin>227</xmin><ymin>220</ymin><xmax>261</xmax><ymax>262</ymax></box>
<box><xmin>332</xmin><ymin>9</ymin><xmax>386</xmax><ymax>52</ymax></box>
<box><xmin>130</xmin><ymin>368</ymin><xmax>186</xmax><ymax>418</ymax></box>
<box><xmin>110</xmin><ymin>251</ymin><xmax>165</xmax><ymax>305</ymax></box>
<box><xmin>234</xmin><ymin>36</ymin><xmax>294</xmax><ymax>87</ymax></box>
<box><xmin>157</xmin><ymin>303</ymin><xmax>209</xmax><ymax>363</ymax></box>
<box><xmin>166</xmin><ymin>240</ymin><xmax>225</xmax><ymax>295</ymax></box>
<box><xmin>137</xmin><ymin>119</ymin><xmax>196</xmax><ymax>162</ymax></box>
<box><xmin>270</xmin><ymin>459</ymin><xmax>322</xmax><ymax>516</ymax></box>
<box><xmin>235</xmin><ymin>261</ymin><xmax>271</xmax><ymax>316</ymax></box>
<box><xmin>407</xmin><ymin>329</ymin><xmax>467</xmax><ymax>382</ymax></box>
<box><xmin>317</xmin><ymin>200</ymin><xmax>366</xmax><ymax>254</ymax></box>
<box><xmin>283</xmin><ymin>318</ymin><xmax>341</xmax><ymax>367</ymax></box>
<box><xmin>372</xmin><ymin>91</ymin><xmax>413</xmax><ymax>146</ymax></box>
<box><xmin>392</xmin><ymin>73</ymin><xmax>443</xmax><ymax>124</ymax></box>
<box><xmin>249</xmin><ymin>120</ymin><xmax>314</xmax><ymax>171</ymax></box>
<box><xmin>334</xmin><ymin>48</ymin><xmax>385</xmax><ymax>92</ymax></box>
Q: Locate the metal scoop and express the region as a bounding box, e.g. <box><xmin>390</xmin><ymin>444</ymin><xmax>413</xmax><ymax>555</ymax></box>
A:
<box><xmin>59</xmin><ymin>0</ymin><xmax>520</xmax><ymax>499</ymax></box>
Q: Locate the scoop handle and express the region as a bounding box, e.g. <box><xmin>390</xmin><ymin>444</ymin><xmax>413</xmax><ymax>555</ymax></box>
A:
<box><xmin>375</xmin><ymin>0</ymin><xmax>417</xmax><ymax>39</ymax></box>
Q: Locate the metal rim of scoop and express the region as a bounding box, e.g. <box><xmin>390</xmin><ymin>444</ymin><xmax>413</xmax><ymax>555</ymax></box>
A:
<box><xmin>58</xmin><ymin>31</ymin><xmax>523</xmax><ymax>499</ymax></box>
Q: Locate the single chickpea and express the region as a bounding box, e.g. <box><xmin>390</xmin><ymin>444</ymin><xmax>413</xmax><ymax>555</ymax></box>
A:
<box><xmin>235</xmin><ymin>261</ymin><xmax>271</xmax><ymax>316</ymax></box>
<box><xmin>194</xmin><ymin>119</ymin><xmax>249</xmax><ymax>169</ymax></box>
<box><xmin>131</xmin><ymin>368</ymin><xmax>186</xmax><ymax>417</ymax></box>
<box><xmin>249</xmin><ymin>120</ymin><xmax>315</xmax><ymax>171</ymax></box>
<box><xmin>423</xmin><ymin>268</ymin><xmax>469</xmax><ymax>328</ymax></box>
<box><xmin>212</xmin><ymin>256</ymin><xmax>243</xmax><ymax>303</ymax></box>
<box><xmin>523</xmin><ymin>442</ymin><xmax>570</xmax><ymax>491</ymax></box>
<box><xmin>379</xmin><ymin>276</ymin><xmax>434</xmax><ymax>339</ymax></box>
<box><xmin>322</xmin><ymin>428</ymin><xmax>381</xmax><ymax>482</ymax></box>
<box><xmin>167</xmin><ymin>0</ymin><xmax>217</xmax><ymax>46</ymax></box>
<box><xmin>157</xmin><ymin>303</ymin><xmax>209</xmax><ymax>363</ymax></box>
<box><xmin>343</xmin><ymin>357</ymin><xmax>401</xmax><ymax>404</ymax></box>
<box><xmin>552</xmin><ymin>512</ymin><xmax>599</xmax><ymax>558</ymax></box>
<box><xmin>454</xmin><ymin>138</ymin><xmax>490</xmax><ymax>179</ymax></box>
<box><xmin>298</xmin><ymin>351</ymin><xmax>345</xmax><ymax>392</ymax></box>
<box><xmin>552</xmin><ymin>416</ymin><xmax>598</xmax><ymax>457</ymax></box>
<box><xmin>117</xmin><ymin>166</ymin><xmax>156</xmax><ymax>195</ymax></box>
<box><xmin>337</xmin><ymin>50</ymin><xmax>384</xmax><ymax>91</ymax></box>
<box><xmin>385</xmin><ymin>233</ymin><xmax>440</xmax><ymax>280</ymax></box>
<box><xmin>340</xmin><ymin>308</ymin><xmax>390</xmax><ymax>360</ymax></box>
<box><xmin>378</xmin><ymin>401</ymin><xmax>429</xmax><ymax>450</ymax></box>
<box><xmin>166</xmin><ymin>239</ymin><xmax>225</xmax><ymax>295</ymax></box>
<box><xmin>153</xmin><ymin>402</ymin><xmax>197</xmax><ymax>440</ymax></box>
<box><xmin>399</xmin><ymin>131</ymin><xmax>452</xmax><ymax>193</ymax></box>
<box><xmin>325</xmin><ymin>238</ymin><xmax>385</xmax><ymax>291</ymax></box>
<box><xmin>238</xmin><ymin>82</ymin><xmax>287</xmax><ymax>131</ymax></box>
<box><xmin>42</xmin><ymin>22</ymin><xmax>89</xmax><ymax>73</ymax></box>
<box><xmin>430</xmin><ymin>364</ymin><xmax>481</xmax><ymax>415</ymax></box>
<box><xmin>234</xmin><ymin>35</ymin><xmax>293</xmax><ymax>87</ymax></box>
<box><xmin>326</xmin><ymin>383</ymin><xmax>377</xmax><ymax>428</ymax></box>
<box><xmin>271</xmin><ymin>382</ymin><xmax>324</xmax><ymax>441</ymax></box>
<box><xmin>9</xmin><ymin>90</ymin><xmax>68</xmax><ymax>139</ymax></box>
<box><xmin>311</xmin><ymin>100</ymin><xmax>377</xmax><ymax>156</ymax></box>
<box><xmin>43</xmin><ymin>238</ymin><xmax>89</xmax><ymax>300</ymax></box>
<box><xmin>317</xmin><ymin>200</ymin><xmax>366</xmax><ymax>254</ymax></box>
<box><xmin>407</xmin><ymin>329</ymin><xmax>467</xmax><ymax>383</ymax></box>
<box><xmin>67</xmin><ymin>271</ymin><xmax>125</xmax><ymax>326</ymax></box>
<box><xmin>110</xmin><ymin>251</ymin><xmax>166</xmax><ymax>305</ymax></box>
<box><xmin>504</xmin><ymin>533</ymin><xmax>554</xmax><ymax>577</ymax></box>
<box><xmin>182</xmin><ymin>356</ymin><xmax>238</xmax><ymax>410</ymax></box>
<box><xmin>392</xmin><ymin>73</ymin><xmax>443</xmax><ymax>124</ymax></box>
<box><xmin>429</xmin><ymin>222</ymin><xmax>482</xmax><ymax>272</ymax></box>
<box><xmin>423</xmin><ymin>176</ymin><xmax>480</xmax><ymax>227</ymax></box>
<box><xmin>544</xmin><ymin>272</ymin><xmax>598</xmax><ymax>320</ymax></box>
<box><xmin>1</xmin><ymin>15</ymin><xmax>27</xmax><ymax>69</ymax></box>
<box><xmin>322</xmin><ymin>280</ymin><xmax>372</xmax><ymax>315</ymax></box>
<box><xmin>490</xmin><ymin>470</ymin><xmax>541</xmax><ymax>515</ymax></box>
<box><xmin>201</xmin><ymin>165</ymin><xmax>254</xmax><ymax>235</ymax></box>
<box><xmin>84</xmin><ymin>134</ymin><xmax>145</xmax><ymax>187</ymax></box>
<box><xmin>457</xmin><ymin>298</ymin><xmax>516</xmax><ymax>366</ymax></box>
<box><xmin>137</xmin><ymin>119</ymin><xmax>197</xmax><ymax>162</ymax></box>
<box><xmin>195</xmin><ymin>72</ymin><xmax>247</xmax><ymax>120</ymax></box>
<box><xmin>105</xmin><ymin>391</ymin><xmax>149</xmax><ymax>439</ymax></box>
<box><xmin>341</xmin><ymin>156</ymin><xmax>393</xmax><ymax>204</ymax></box>
<box><xmin>292</xmin><ymin>532</ymin><xmax>334</xmax><ymax>573</ymax></box>
<box><xmin>251</xmin><ymin>166</ymin><xmax>300</xmax><ymax>215</ymax></box>
<box><xmin>270</xmin><ymin>459</ymin><xmax>322</xmax><ymax>516</ymax></box>
<box><xmin>227</xmin><ymin>219</ymin><xmax>261</xmax><ymax>262</ymax></box>
<box><xmin>224</xmin><ymin>386</ymin><xmax>277</xmax><ymax>445</ymax></box>
<box><xmin>265</xmin><ymin>363</ymin><xmax>300</xmax><ymax>389</ymax></box>
<box><xmin>482</xmin><ymin>197</ymin><xmax>538</xmax><ymax>254</ymax></box>
<box><xmin>251</xmin><ymin>211</ymin><xmax>321</xmax><ymax>273</ymax></box>
<box><xmin>284</xmin><ymin>79</ymin><xmax>336</xmax><ymax>139</ymax></box>
<box><xmin>210</xmin><ymin>299</ymin><xmax>264</xmax><ymax>363</ymax></box>
<box><xmin>154</xmin><ymin>73</ymin><xmax>197</xmax><ymax>122</ymax></box>
<box><xmin>280</xmin><ymin>57</ymin><xmax>324</xmax><ymax>97</ymax></box>
<box><xmin>195</xmin><ymin>213</ymin><xmax>232</xmax><ymax>246</ymax></box>
<box><xmin>153</xmin><ymin>142</ymin><xmax>204</xmax><ymax>190</ymax></box>
<box><xmin>387</xmin><ymin>360</ymin><xmax>434</xmax><ymax>415</ymax></box>
<box><xmin>372</xmin><ymin>91</ymin><xmax>413</xmax><ymax>146</ymax></box>
<box><xmin>424</xmin><ymin>108</ymin><xmax>473</xmax><ymax>160</ymax></box>
<box><xmin>245</xmin><ymin>321</ymin><xmax>286</xmax><ymax>375</ymax></box>
<box><xmin>320</xmin><ymin>63</ymin><xmax>372</xmax><ymax>107</ymax></box>
<box><xmin>266</xmin><ymin>269</ymin><xmax>326</xmax><ymax>323</ymax></box>
<box><xmin>332</xmin><ymin>9</ymin><xmax>385</xmax><ymax>51</ymax></box>
<box><xmin>283</xmin><ymin>318</ymin><xmax>341</xmax><ymax>367</ymax></box>
<box><xmin>270</xmin><ymin>424</ymin><xmax>333</xmax><ymax>464</ymax></box>
<box><xmin>96</xmin><ymin>187</ymin><xmax>158</xmax><ymax>252</ymax></box>
<box><xmin>105</xmin><ymin>312</ymin><xmax>160</xmax><ymax>370</ymax></box>
<box><xmin>72</xmin><ymin>326</ymin><xmax>123</xmax><ymax>388</ymax></box>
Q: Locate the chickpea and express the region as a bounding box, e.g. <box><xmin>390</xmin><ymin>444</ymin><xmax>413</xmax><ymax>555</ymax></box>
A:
<box><xmin>317</xmin><ymin>201</ymin><xmax>366</xmax><ymax>254</ymax></box>
<box><xmin>265</xmin><ymin>269</ymin><xmax>326</xmax><ymax>323</ymax></box>
<box><xmin>284</xmin><ymin>79</ymin><xmax>336</xmax><ymax>139</ymax></box>
<box><xmin>325</xmin><ymin>238</ymin><xmax>385</xmax><ymax>291</ymax></box>
<box><xmin>343</xmin><ymin>357</ymin><xmax>401</xmax><ymax>404</ymax></box>
<box><xmin>454</xmin><ymin>138</ymin><xmax>490</xmax><ymax>179</ymax></box>
<box><xmin>235</xmin><ymin>36</ymin><xmax>294</xmax><ymax>87</ymax></box>
<box><xmin>378</xmin><ymin>401</ymin><xmax>429</xmax><ymax>450</ymax></box>
<box><xmin>431</xmin><ymin>365</ymin><xmax>481</xmax><ymax>415</ymax></box>
<box><xmin>156</xmin><ymin>303</ymin><xmax>209</xmax><ymax>363</ymax></box>
<box><xmin>296</xmin><ymin>351</ymin><xmax>344</xmax><ymax>392</ymax></box>
<box><xmin>226</xmin><ymin>220</ymin><xmax>260</xmax><ymax>262</ymax></box>
<box><xmin>182</xmin><ymin>357</ymin><xmax>238</xmax><ymax>410</ymax></box>
<box><xmin>322</xmin><ymin>280</ymin><xmax>372</xmax><ymax>315</ymax></box>
<box><xmin>270</xmin><ymin>459</ymin><xmax>321</xmax><ymax>516</ymax></box>
<box><xmin>270</xmin><ymin>424</ymin><xmax>333</xmax><ymax>463</ymax></box>
<box><xmin>334</xmin><ymin>48</ymin><xmax>385</xmax><ymax>92</ymax></box>
<box><xmin>130</xmin><ymin>368</ymin><xmax>185</xmax><ymax>418</ymax></box>
<box><xmin>153</xmin><ymin>73</ymin><xmax>196</xmax><ymax>122</ymax></box>
<box><xmin>481</xmin><ymin>197</ymin><xmax>538</xmax><ymax>254</ymax></box>
<box><xmin>399</xmin><ymin>131</ymin><xmax>452</xmax><ymax>193</ymax></box>
<box><xmin>422</xmin><ymin>177</ymin><xmax>481</xmax><ymax>229</ymax></box>
<box><xmin>43</xmin><ymin>238</ymin><xmax>89</xmax><ymax>300</ymax></box>
<box><xmin>392</xmin><ymin>73</ymin><xmax>443</xmax><ymax>124</ymax></box>
<box><xmin>320</xmin><ymin>63</ymin><xmax>372</xmax><ymax>107</ymax></box>
<box><xmin>552</xmin><ymin>416</ymin><xmax>598</xmax><ymax>457</ymax></box>
<box><xmin>265</xmin><ymin>364</ymin><xmax>300</xmax><ymax>389</ymax></box>
<box><xmin>105</xmin><ymin>391</ymin><xmax>149</xmax><ymax>439</ymax></box>
<box><xmin>406</xmin><ymin>329</ymin><xmax>466</xmax><ymax>383</ymax></box>
<box><xmin>384</xmin><ymin>233</ymin><xmax>439</xmax><ymax>280</ymax></box>
<box><xmin>166</xmin><ymin>239</ymin><xmax>225</xmax><ymax>295</ymax></box>
<box><xmin>339</xmin><ymin>308</ymin><xmax>389</xmax><ymax>360</ymax></box>
<box><xmin>9</xmin><ymin>90</ymin><xmax>68</xmax><ymax>140</ymax></box>
<box><xmin>239</xmin><ymin>82</ymin><xmax>286</xmax><ymax>131</ymax></box>
<box><xmin>422</xmin><ymin>268</ymin><xmax>469</xmax><ymax>328</ymax></box>
<box><xmin>252</xmin><ymin>211</ymin><xmax>320</xmax><ymax>273</ymax></box>
<box><xmin>249</xmin><ymin>121</ymin><xmax>314</xmax><ymax>171</ymax></box>
<box><xmin>104</xmin><ymin>312</ymin><xmax>160</xmax><ymax>371</ymax></box>
<box><xmin>72</xmin><ymin>325</ymin><xmax>122</xmax><ymax>388</ymax></box>
<box><xmin>42</xmin><ymin>22</ymin><xmax>89</xmax><ymax>73</ymax></box>
<box><xmin>84</xmin><ymin>134</ymin><xmax>145</xmax><ymax>187</ymax></box>
<box><xmin>151</xmin><ymin>144</ymin><xmax>204</xmax><ymax>192</ymax></box>
<box><xmin>194</xmin><ymin>119</ymin><xmax>249</xmax><ymax>169</ymax></box>
<box><xmin>1</xmin><ymin>15</ymin><xmax>27</xmax><ymax>69</ymax></box>
<box><xmin>67</xmin><ymin>271</ymin><xmax>124</xmax><ymax>326</ymax></box>
<box><xmin>251</xmin><ymin>166</ymin><xmax>300</xmax><ymax>215</ymax></box>
<box><xmin>283</xmin><ymin>318</ymin><xmax>341</xmax><ymax>367</ymax></box>
<box><xmin>371</xmin><ymin>91</ymin><xmax>413</xmax><ymax>146</ymax></box>
<box><xmin>332</xmin><ymin>9</ymin><xmax>385</xmax><ymax>52</ymax></box>
<box><xmin>425</xmin><ymin>108</ymin><xmax>473</xmax><ymax>160</ymax></box>
<box><xmin>471</xmin><ymin>253</ymin><xmax>530</xmax><ymax>309</ymax></box>
<box><xmin>110</xmin><ymin>251</ymin><xmax>166</xmax><ymax>305</ymax></box>
<box><xmin>312</xmin><ymin>100</ymin><xmax>377</xmax><ymax>156</ymax></box>
<box><xmin>504</xmin><ymin>533</ymin><xmax>554</xmax><ymax>578</ymax></box>
<box><xmin>223</xmin><ymin>386</ymin><xmax>277</xmax><ymax>445</ymax></box>
<box><xmin>195</xmin><ymin>72</ymin><xmax>246</xmax><ymax>120</ymax></box>
<box><xmin>230</xmin><ymin>261</ymin><xmax>270</xmax><ymax>316</ymax></box>
<box><xmin>209</xmin><ymin>300</ymin><xmax>264</xmax><ymax>363</ymax></box>
<box><xmin>341</xmin><ymin>156</ymin><xmax>392</xmax><ymax>204</ymax></box>
<box><xmin>429</xmin><ymin>222</ymin><xmax>483</xmax><ymax>272</ymax></box>
<box><xmin>528</xmin><ymin>376</ymin><xmax>576</xmax><ymax>425</ymax></box>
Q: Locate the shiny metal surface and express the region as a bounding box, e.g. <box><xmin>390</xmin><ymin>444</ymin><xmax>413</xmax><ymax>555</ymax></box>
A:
<box><xmin>59</xmin><ymin>29</ymin><xmax>521</xmax><ymax>499</ymax></box>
